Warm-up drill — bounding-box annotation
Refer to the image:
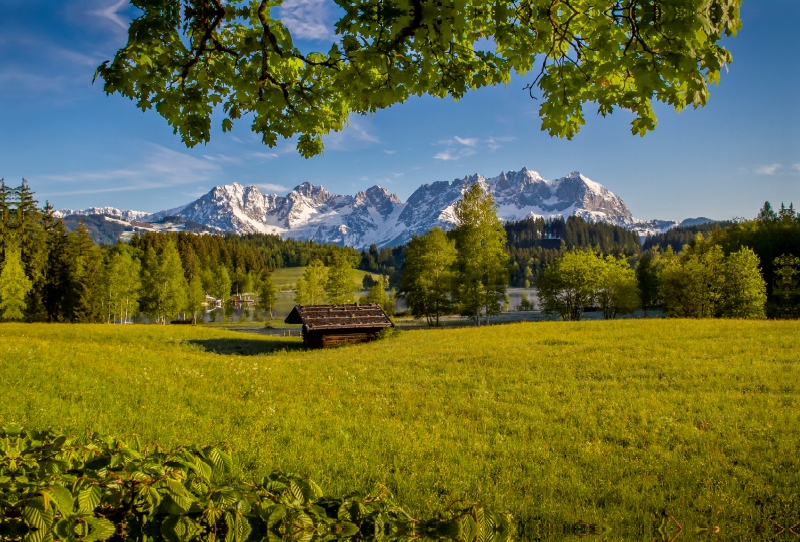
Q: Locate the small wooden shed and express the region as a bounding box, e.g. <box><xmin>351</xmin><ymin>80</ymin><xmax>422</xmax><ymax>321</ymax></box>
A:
<box><xmin>284</xmin><ymin>304</ymin><xmax>394</xmax><ymax>349</ymax></box>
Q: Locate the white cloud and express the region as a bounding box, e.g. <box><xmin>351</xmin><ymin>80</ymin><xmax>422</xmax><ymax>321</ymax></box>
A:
<box><xmin>792</xmin><ymin>164</ymin><xmax>800</xmax><ymax>173</ymax></box>
<box><xmin>250</xmin><ymin>152</ymin><xmax>279</xmax><ymax>159</ymax></box>
<box><xmin>257</xmin><ymin>183</ymin><xmax>289</xmax><ymax>193</ymax></box>
<box><xmin>433</xmin><ymin>150</ymin><xmax>459</xmax><ymax>161</ymax></box>
<box><xmin>454</xmin><ymin>136</ymin><xmax>478</xmax><ymax>147</ymax></box>
<box><xmin>756</xmin><ymin>163</ymin><xmax>782</xmax><ymax>175</ymax></box>
<box><xmin>359</xmin><ymin>176</ymin><xmax>369</xmax><ymax>181</ymax></box>
<box><xmin>433</xmin><ymin>147</ymin><xmax>477</xmax><ymax>161</ymax></box>
<box><xmin>279</xmin><ymin>0</ymin><xmax>337</xmax><ymax>41</ymax></box>
<box><xmin>393</xmin><ymin>172</ymin><xmax>404</xmax><ymax>178</ymax></box>
<box><xmin>383</xmin><ymin>149</ymin><xmax>396</xmax><ymax>154</ymax></box>
<box><xmin>93</xmin><ymin>0</ymin><xmax>129</xmax><ymax>30</ymax></box>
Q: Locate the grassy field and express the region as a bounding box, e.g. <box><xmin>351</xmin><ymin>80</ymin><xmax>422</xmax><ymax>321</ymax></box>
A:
<box><xmin>1</xmin><ymin>321</ymin><xmax>797</xmax><ymax>537</ymax></box>
<box><xmin>270</xmin><ymin>267</ymin><xmax>378</xmax><ymax>292</ymax></box>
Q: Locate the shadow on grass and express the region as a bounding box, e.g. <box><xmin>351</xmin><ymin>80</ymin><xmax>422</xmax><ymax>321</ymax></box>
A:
<box><xmin>186</xmin><ymin>338</ymin><xmax>304</xmax><ymax>356</ymax></box>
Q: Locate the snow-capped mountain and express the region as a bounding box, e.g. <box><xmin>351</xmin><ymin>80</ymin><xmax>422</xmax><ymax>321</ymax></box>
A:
<box><xmin>54</xmin><ymin>207</ymin><xmax>150</xmax><ymax>222</ymax></box>
<box><xmin>58</xmin><ymin>168</ymin><xmax>696</xmax><ymax>247</ymax></box>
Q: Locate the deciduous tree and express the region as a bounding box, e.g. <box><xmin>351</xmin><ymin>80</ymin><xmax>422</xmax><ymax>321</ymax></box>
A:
<box><xmin>325</xmin><ymin>254</ymin><xmax>357</xmax><ymax>304</ymax></box>
<box><xmin>597</xmin><ymin>255</ymin><xmax>639</xmax><ymax>319</ymax></box>
<box><xmin>399</xmin><ymin>227</ymin><xmax>456</xmax><ymax>326</ymax></box>
<box><xmin>536</xmin><ymin>249</ymin><xmax>603</xmax><ymax>321</ymax></box>
<box><xmin>97</xmin><ymin>0</ymin><xmax>742</xmax><ymax>157</ymax></box>
<box><xmin>295</xmin><ymin>260</ymin><xmax>327</xmax><ymax>305</ymax></box>
<box><xmin>452</xmin><ymin>184</ymin><xmax>509</xmax><ymax>325</ymax></box>
<box><xmin>720</xmin><ymin>247</ymin><xmax>766</xmax><ymax>319</ymax></box>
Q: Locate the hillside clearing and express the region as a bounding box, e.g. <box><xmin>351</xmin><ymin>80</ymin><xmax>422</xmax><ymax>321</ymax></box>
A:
<box><xmin>0</xmin><ymin>320</ymin><xmax>796</xmax><ymax>535</ymax></box>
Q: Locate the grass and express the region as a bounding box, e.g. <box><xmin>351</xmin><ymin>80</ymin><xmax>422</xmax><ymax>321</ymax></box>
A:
<box><xmin>270</xmin><ymin>267</ymin><xmax>377</xmax><ymax>292</ymax></box>
<box><xmin>1</xmin><ymin>320</ymin><xmax>797</xmax><ymax>536</ymax></box>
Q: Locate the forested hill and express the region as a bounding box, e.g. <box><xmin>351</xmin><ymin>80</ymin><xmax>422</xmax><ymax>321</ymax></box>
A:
<box><xmin>643</xmin><ymin>221</ymin><xmax>732</xmax><ymax>253</ymax></box>
<box><xmin>504</xmin><ymin>216</ymin><xmax>642</xmax><ymax>287</ymax></box>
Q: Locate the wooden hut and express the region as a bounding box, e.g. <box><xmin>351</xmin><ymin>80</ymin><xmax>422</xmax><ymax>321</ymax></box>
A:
<box><xmin>284</xmin><ymin>304</ymin><xmax>394</xmax><ymax>349</ymax></box>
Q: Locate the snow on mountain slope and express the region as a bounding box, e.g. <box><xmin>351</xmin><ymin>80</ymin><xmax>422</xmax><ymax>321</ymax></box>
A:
<box><xmin>54</xmin><ymin>207</ymin><xmax>149</xmax><ymax>222</ymax></box>
<box><xmin>59</xmin><ymin>168</ymin><xmax>691</xmax><ymax>247</ymax></box>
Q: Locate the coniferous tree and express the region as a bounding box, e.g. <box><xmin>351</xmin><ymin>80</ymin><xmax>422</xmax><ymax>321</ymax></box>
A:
<box><xmin>635</xmin><ymin>252</ymin><xmax>660</xmax><ymax>315</ymax></box>
<box><xmin>0</xmin><ymin>243</ymin><xmax>33</xmax><ymax>321</ymax></box>
<box><xmin>451</xmin><ymin>184</ymin><xmax>509</xmax><ymax>325</ymax></box>
<box><xmin>772</xmin><ymin>253</ymin><xmax>800</xmax><ymax>319</ymax></box>
<box><xmin>68</xmin><ymin>222</ymin><xmax>104</xmax><ymax>323</ymax></box>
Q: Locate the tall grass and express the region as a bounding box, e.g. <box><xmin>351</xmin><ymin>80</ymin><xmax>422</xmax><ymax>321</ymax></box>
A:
<box><xmin>0</xmin><ymin>320</ymin><xmax>796</xmax><ymax>535</ymax></box>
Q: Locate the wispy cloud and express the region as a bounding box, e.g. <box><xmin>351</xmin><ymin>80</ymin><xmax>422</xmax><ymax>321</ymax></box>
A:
<box><xmin>486</xmin><ymin>136</ymin><xmax>514</xmax><ymax>150</ymax></box>
<box><xmin>256</xmin><ymin>183</ymin><xmax>289</xmax><ymax>193</ymax></box>
<box><xmin>756</xmin><ymin>163</ymin><xmax>782</xmax><ymax>175</ymax></box>
<box><xmin>92</xmin><ymin>0</ymin><xmax>129</xmax><ymax>30</ymax></box>
<box><xmin>279</xmin><ymin>0</ymin><xmax>336</xmax><ymax>41</ymax></box>
<box><xmin>37</xmin><ymin>144</ymin><xmax>221</xmax><ymax>201</ymax></box>
<box><xmin>454</xmin><ymin>136</ymin><xmax>478</xmax><ymax>147</ymax></box>
<box><xmin>251</xmin><ymin>152</ymin><xmax>279</xmax><ymax>159</ymax></box>
<box><xmin>433</xmin><ymin>135</ymin><xmax>512</xmax><ymax>160</ymax></box>
<box><xmin>792</xmin><ymin>164</ymin><xmax>800</xmax><ymax>173</ymax></box>
<box><xmin>325</xmin><ymin>118</ymin><xmax>380</xmax><ymax>151</ymax></box>
<box><xmin>204</xmin><ymin>154</ymin><xmax>242</xmax><ymax>164</ymax></box>
<box><xmin>383</xmin><ymin>149</ymin><xmax>396</xmax><ymax>155</ymax></box>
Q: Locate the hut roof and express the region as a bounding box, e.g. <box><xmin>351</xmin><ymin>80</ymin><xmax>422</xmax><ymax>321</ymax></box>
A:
<box><xmin>285</xmin><ymin>304</ymin><xmax>394</xmax><ymax>331</ymax></box>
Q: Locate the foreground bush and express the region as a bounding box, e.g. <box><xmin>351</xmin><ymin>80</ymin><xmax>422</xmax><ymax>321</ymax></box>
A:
<box><xmin>0</xmin><ymin>424</ymin><xmax>511</xmax><ymax>542</ymax></box>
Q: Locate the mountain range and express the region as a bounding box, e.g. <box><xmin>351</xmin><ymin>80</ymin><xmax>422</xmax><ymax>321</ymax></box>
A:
<box><xmin>55</xmin><ymin>168</ymin><xmax>710</xmax><ymax>248</ymax></box>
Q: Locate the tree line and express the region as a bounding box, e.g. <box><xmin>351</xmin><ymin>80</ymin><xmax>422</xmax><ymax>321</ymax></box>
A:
<box><xmin>0</xmin><ymin>180</ymin><xmax>356</xmax><ymax>323</ymax></box>
<box><xmin>2</xmin><ymin>178</ymin><xmax>797</xmax><ymax>324</ymax></box>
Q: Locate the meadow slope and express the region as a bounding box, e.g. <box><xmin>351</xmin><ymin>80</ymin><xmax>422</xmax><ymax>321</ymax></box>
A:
<box><xmin>0</xmin><ymin>321</ymin><xmax>797</xmax><ymax>536</ymax></box>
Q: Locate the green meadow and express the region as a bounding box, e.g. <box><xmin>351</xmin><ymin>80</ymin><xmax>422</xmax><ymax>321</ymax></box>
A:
<box><xmin>1</xmin><ymin>321</ymin><xmax>797</xmax><ymax>536</ymax></box>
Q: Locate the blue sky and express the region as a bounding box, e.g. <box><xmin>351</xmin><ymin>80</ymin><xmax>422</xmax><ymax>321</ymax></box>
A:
<box><xmin>1</xmin><ymin>0</ymin><xmax>798</xmax><ymax>221</ymax></box>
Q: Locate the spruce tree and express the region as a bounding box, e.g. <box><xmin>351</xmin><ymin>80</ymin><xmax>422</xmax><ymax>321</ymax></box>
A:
<box><xmin>0</xmin><ymin>244</ymin><xmax>33</xmax><ymax>321</ymax></box>
<box><xmin>772</xmin><ymin>253</ymin><xmax>800</xmax><ymax>319</ymax></box>
<box><xmin>68</xmin><ymin>222</ymin><xmax>104</xmax><ymax>323</ymax></box>
<box><xmin>635</xmin><ymin>252</ymin><xmax>660</xmax><ymax>315</ymax></box>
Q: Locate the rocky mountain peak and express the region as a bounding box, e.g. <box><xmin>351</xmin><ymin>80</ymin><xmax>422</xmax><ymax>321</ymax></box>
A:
<box><xmin>60</xmin><ymin>169</ymin><xmax>682</xmax><ymax>247</ymax></box>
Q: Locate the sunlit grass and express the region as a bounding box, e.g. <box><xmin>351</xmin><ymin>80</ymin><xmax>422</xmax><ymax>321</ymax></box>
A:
<box><xmin>1</xmin><ymin>320</ymin><xmax>797</xmax><ymax>534</ymax></box>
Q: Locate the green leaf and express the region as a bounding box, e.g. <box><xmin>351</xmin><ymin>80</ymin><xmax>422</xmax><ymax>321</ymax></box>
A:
<box><xmin>23</xmin><ymin>497</ymin><xmax>54</xmax><ymax>530</ymax></box>
<box><xmin>45</xmin><ymin>485</ymin><xmax>75</xmax><ymax>517</ymax></box>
